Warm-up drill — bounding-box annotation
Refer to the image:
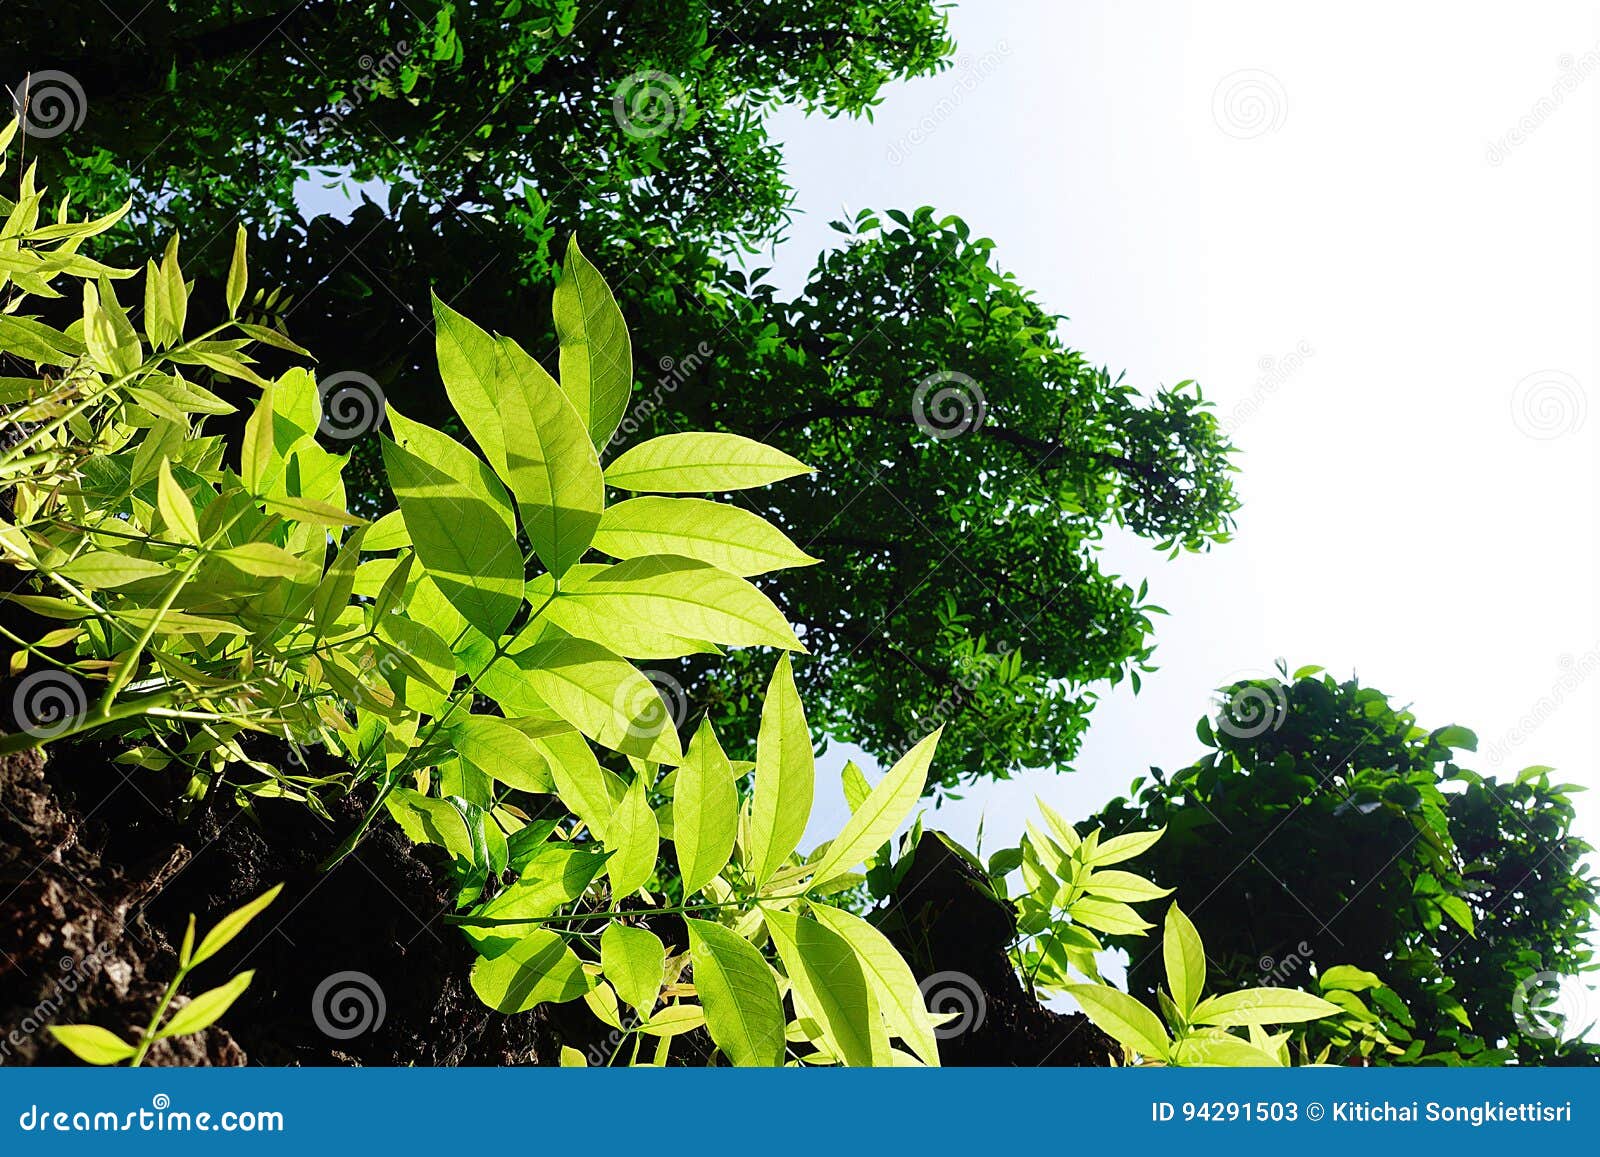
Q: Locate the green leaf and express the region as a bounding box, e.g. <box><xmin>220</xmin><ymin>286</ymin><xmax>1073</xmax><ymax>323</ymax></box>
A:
<box><xmin>639</xmin><ymin>1004</ymin><xmax>706</xmax><ymax>1037</ymax></box>
<box><xmin>382</xmin><ymin>409</ymin><xmax>523</xmax><ymax>639</ymax></box>
<box><xmin>58</xmin><ymin>552</ymin><xmax>171</xmax><ymax>589</ymax></box>
<box><xmin>538</xmin><ymin>731</ymin><xmax>625</xmax><ymax>839</ymax></box>
<box><xmin>1163</xmin><ymin>904</ymin><xmax>1206</xmax><ymax>1019</ymax></box>
<box><xmin>521</xmin><ymin>635</ymin><xmax>684</xmax><ymax>764</ymax></box>
<box><xmin>451</xmin><ymin>715</ymin><xmax>554</xmax><ymax>793</ymax></box>
<box><xmin>47</xmin><ymin>1024</ymin><xmax>136</xmax><ymax>1065</ymax></box>
<box><xmin>841</xmin><ymin>761</ymin><xmax>870</xmax><ymax>813</ymax></box>
<box><xmin>386</xmin><ymin>787</ymin><xmax>477</xmax><ymax>860</ymax></box>
<box><xmin>550</xmin><ymin>556</ymin><xmax>803</xmax><ymax>652</ymax></box>
<box><xmin>559</xmin><ymin>1045</ymin><xmax>587</xmax><ymax>1066</ymax></box>
<box><xmin>1432</xmin><ymin>725</ymin><xmax>1478</xmax><ymax>752</ymax></box>
<box><xmin>606</xmin><ymin>772</ymin><xmax>660</xmax><ymax>897</ymax></box>
<box><xmin>312</xmin><ymin>525</ymin><xmax>367</xmax><ymax>638</ymax></box>
<box><xmin>605</xmin><ymin>432</ymin><xmax>811</xmax><ymax>493</ymax></box>
<box><xmin>1318</xmin><ymin>965</ymin><xmax>1384</xmax><ymax>993</ymax></box>
<box><xmin>1084</xmin><ymin>869</ymin><xmax>1172</xmax><ymax>903</ymax></box>
<box><xmin>809</xmin><ymin>729</ymin><xmax>938</xmax><ymax>890</ymax></box>
<box><xmin>189</xmin><ymin>884</ymin><xmax>282</xmax><ymax>969</ymax></box>
<box><xmin>601</xmin><ymin>923</ymin><xmax>665</xmax><ymax>1015</ymax></box>
<box><xmin>685</xmin><ymin>918</ymin><xmax>785</xmax><ymax>1067</ymax></box>
<box><xmin>810</xmin><ymin>902</ymin><xmax>940</xmax><ymax>1066</ymax></box>
<box><xmin>1439</xmin><ymin>894</ymin><xmax>1475</xmax><ymax>934</ymax></box>
<box><xmin>1173</xmin><ymin>1036</ymin><xmax>1282</xmax><ymax>1067</ymax></box>
<box><xmin>747</xmin><ymin>655</ymin><xmax>814</xmax><ymax>886</ymax></box>
<box><xmin>157</xmin><ymin>970</ymin><xmax>254</xmax><ymax>1039</ymax></box>
<box><xmin>594</xmin><ymin>497</ymin><xmax>818</xmax><ymax>577</ymax></box>
<box><xmin>1084</xmin><ymin>825</ymin><xmax>1166</xmax><ymax>867</ymax></box>
<box><xmin>463</xmin><ymin>846</ymin><xmax>607</xmax><ymax>957</ymax></box>
<box><xmin>224</xmin><ymin>226</ymin><xmax>247</xmax><ymax>316</ymax></box>
<box><xmin>764</xmin><ymin>908</ymin><xmax>887</xmax><ymax>1067</ymax></box>
<box><xmin>554</xmin><ymin>237</ymin><xmax>633</xmax><ymax>449</ymax></box>
<box><xmin>471</xmin><ymin>929</ymin><xmax>591</xmax><ymax>1013</ymax></box>
<box><xmin>1189</xmin><ymin>987</ymin><xmax>1343</xmax><ymax>1027</ymax></box>
<box><xmin>1064</xmin><ymin>984</ymin><xmax>1170</xmax><ymax>1060</ymax></box>
<box><xmin>156</xmin><ymin>458</ymin><xmax>201</xmax><ymax>545</ymax></box>
<box><xmin>675</xmin><ymin>719</ymin><xmax>738</xmax><ymax>896</ymax></box>
<box><xmin>215</xmin><ymin>542</ymin><xmax>319</xmax><ymax>581</ymax></box>
<box><xmin>1068</xmin><ymin>897</ymin><xmax>1153</xmax><ymax>936</ymax></box>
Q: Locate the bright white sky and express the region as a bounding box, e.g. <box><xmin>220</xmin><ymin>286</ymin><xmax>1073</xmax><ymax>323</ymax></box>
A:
<box><xmin>773</xmin><ymin>0</ymin><xmax>1599</xmax><ymax>864</ymax></box>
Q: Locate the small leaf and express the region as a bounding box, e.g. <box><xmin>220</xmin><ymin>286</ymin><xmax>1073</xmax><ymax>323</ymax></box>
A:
<box><xmin>685</xmin><ymin>918</ymin><xmax>785</xmax><ymax>1067</ymax></box>
<box><xmin>1063</xmin><ymin>984</ymin><xmax>1170</xmax><ymax>1060</ymax></box>
<box><xmin>471</xmin><ymin>929</ymin><xmax>591</xmax><ymax>1013</ymax></box>
<box><xmin>559</xmin><ymin>1045</ymin><xmax>588</xmax><ymax>1066</ymax></box>
<box><xmin>809</xmin><ymin>729</ymin><xmax>938</xmax><ymax>889</ymax></box>
<box><xmin>157</xmin><ymin>971</ymin><xmax>254</xmax><ymax>1039</ymax></box>
<box><xmin>553</xmin><ymin>237</ymin><xmax>633</xmax><ymax>449</ymax></box>
<box><xmin>674</xmin><ymin>719</ymin><xmax>738</xmax><ymax>896</ymax></box>
<box><xmin>764</xmin><ymin>908</ymin><xmax>887</xmax><ymax>1067</ymax></box>
<box><xmin>605</xmin><ymin>432</ymin><xmax>811</xmax><ymax>493</ymax></box>
<box><xmin>605</xmin><ymin>773</ymin><xmax>660</xmax><ymax>897</ymax></box>
<box><xmin>1163</xmin><ymin>904</ymin><xmax>1206</xmax><ymax>1019</ymax></box>
<box><xmin>189</xmin><ymin>884</ymin><xmax>282</xmax><ymax>969</ymax></box>
<box><xmin>747</xmin><ymin>655</ymin><xmax>814</xmax><ymax>886</ymax></box>
<box><xmin>601</xmin><ymin>923</ymin><xmax>665</xmax><ymax>1015</ymax></box>
<box><xmin>225</xmin><ymin>226</ymin><xmax>247</xmax><ymax>316</ymax></box>
<box><xmin>156</xmin><ymin>459</ymin><xmax>200</xmax><ymax>545</ymax></box>
<box><xmin>1189</xmin><ymin>987</ymin><xmax>1343</xmax><ymax>1027</ymax></box>
<box><xmin>48</xmin><ymin>1025</ymin><xmax>136</xmax><ymax>1066</ymax></box>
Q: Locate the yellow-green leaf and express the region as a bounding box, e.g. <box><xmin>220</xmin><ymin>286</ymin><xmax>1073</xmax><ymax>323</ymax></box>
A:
<box><xmin>157</xmin><ymin>971</ymin><xmax>254</xmax><ymax>1039</ymax></box>
<box><xmin>605</xmin><ymin>432</ymin><xmax>811</xmax><ymax>493</ymax></box>
<box><xmin>471</xmin><ymin>929</ymin><xmax>591</xmax><ymax>1013</ymax></box>
<box><xmin>553</xmin><ymin>237</ymin><xmax>632</xmax><ymax>449</ymax></box>
<box><xmin>674</xmin><ymin>719</ymin><xmax>738</xmax><ymax>896</ymax></box>
<box><xmin>810</xmin><ymin>902</ymin><xmax>940</xmax><ymax>1066</ymax></box>
<box><xmin>809</xmin><ymin>729</ymin><xmax>938</xmax><ymax>890</ymax></box>
<box><xmin>685</xmin><ymin>918</ymin><xmax>784</xmax><ymax>1067</ymax></box>
<box><xmin>189</xmin><ymin>884</ymin><xmax>282</xmax><ymax>969</ymax></box>
<box><xmin>594</xmin><ymin>497</ymin><xmax>819</xmax><ymax>577</ymax></box>
<box><xmin>747</xmin><ymin>655</ymin><xmax>813</xmax><ymax>886</ymax></box>
<box><xmin>47</xmin><ymin>1024</ymin><xmax>136</xmax><ymax>1066</ymax></box>
<box><xmin>600</xmin><ymin>923</ymin><xmax>665</xmax><ymax>1015</ymax></box>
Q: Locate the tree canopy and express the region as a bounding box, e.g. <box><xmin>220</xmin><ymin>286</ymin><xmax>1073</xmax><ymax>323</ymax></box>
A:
<box><xmin>11</xmin><ymin>4</ymin><xmax>1238</xmax><ymax>789</ymax></box>
<box><xmin>1091</xmin><ymin>668</ymin><xmax>1599</xmax><ymax>1064</ymax></box>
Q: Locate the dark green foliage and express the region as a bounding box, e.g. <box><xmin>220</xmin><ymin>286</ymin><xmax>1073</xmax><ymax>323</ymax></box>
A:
<box><xmin>1091</xmin><ymin>668</ymin><xmax>1599</xmax><ymax>1064</ymax></box>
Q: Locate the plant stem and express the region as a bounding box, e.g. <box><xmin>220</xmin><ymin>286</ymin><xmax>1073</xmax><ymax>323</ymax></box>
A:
<box><xmin>128</xmin><ymin>966</ymin><xmax>188</xmax><ymax>1067</ymax></box>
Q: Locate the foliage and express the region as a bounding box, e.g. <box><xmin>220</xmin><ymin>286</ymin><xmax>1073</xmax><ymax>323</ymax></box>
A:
<box><xmin>49</xmin><ymin>886</ymin><xmax>280</xmax><ymax>1066</ymax></box>
<box><xmin>1067</xmin><ymin>903</ymin><xmax>1341</xmax><ymax>1067</ymax></box>
<box><xmin>0</xmin><ymin>145</ymin><xmax>948</xmax><ymax>1065</ymax></box>
<box><xmin>643</xmin><ymin>209</ymin><xmax>1239</xmax><ymax>790</ymax></box>
<box><xmin>12</xmin><ymin>8</ymin><xmax>1238</xmax><ymax>795</ymax></box>
<box><xmin>1091</xmin><ymin>665</ymin><xmax>1600</xmax><ymax>1064</ymax></box>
